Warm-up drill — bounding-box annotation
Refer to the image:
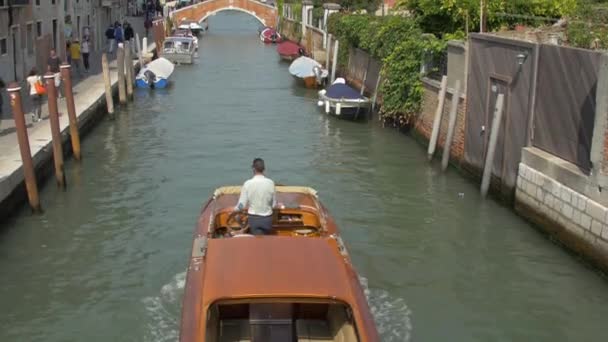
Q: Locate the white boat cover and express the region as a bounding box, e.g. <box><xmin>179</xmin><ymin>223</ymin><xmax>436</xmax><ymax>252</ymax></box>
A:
<box><xmin>289</xmin><ymin>56</ymin><xmax>322</xmax><ymax>78</ymax></box>
<box><xmin>146</xmin><ymin>57</ymin><xmax>175</xmax><ymax>79</ymax></box>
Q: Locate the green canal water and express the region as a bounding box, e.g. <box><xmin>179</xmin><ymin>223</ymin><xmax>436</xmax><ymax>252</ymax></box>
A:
<box><xmin>2</xmin><ymin>12</ymin><xmax>608</xmax><ymax>342</ymax></box>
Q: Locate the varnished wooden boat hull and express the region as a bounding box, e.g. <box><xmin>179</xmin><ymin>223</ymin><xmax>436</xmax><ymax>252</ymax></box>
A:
<box><xmin>179</xmin><ymin>186</ymin><xmax>379</xmax><ymax>342</ymax></box>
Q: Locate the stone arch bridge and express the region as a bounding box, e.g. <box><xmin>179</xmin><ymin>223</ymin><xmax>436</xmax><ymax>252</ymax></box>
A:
<box><xmin>172</xmin><ymin>0</ymin><xmax>278</xmax><ymax>28</ymax></box>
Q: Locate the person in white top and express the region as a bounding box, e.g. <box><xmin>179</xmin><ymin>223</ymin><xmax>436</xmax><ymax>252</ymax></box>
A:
<box><xmin>26</xmin><ymin>68</ymin><xmax>42</xmax><ymax>122</ymax></box>
<box><xmin>81</xmin><ymin>36</ymin><xmax>91</xmax><ymax>73</ymax></box>
<box><xmin>235</xmin><ymin>158</ymin><xmax>277</xmax><ymax>235</ymax></box>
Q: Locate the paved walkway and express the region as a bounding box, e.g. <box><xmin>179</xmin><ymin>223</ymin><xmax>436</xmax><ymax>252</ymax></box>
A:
<box><xmin>0</xmin><ymin>16</ymin><xmax>147</xmax><ymax>135</ymax></box>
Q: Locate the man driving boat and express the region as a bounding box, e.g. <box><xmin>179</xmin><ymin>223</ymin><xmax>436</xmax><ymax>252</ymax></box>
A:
<box><xmin>234</xmin><ymin>158</ymin><xmax>276</xmax><ymax>235</ymax></box>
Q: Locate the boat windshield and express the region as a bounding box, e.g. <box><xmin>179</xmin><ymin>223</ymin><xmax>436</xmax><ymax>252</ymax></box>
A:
<box><xmin>206</xmin><ymin>301</ymin><xmax>360</xmax><ymax>342</ymax></box>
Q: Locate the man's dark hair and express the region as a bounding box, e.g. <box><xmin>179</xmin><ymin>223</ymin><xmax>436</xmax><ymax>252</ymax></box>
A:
<box><xmin>252</xmin><ymin>158</ymin><xmax>265</xmax><ymax>173</ymax></box>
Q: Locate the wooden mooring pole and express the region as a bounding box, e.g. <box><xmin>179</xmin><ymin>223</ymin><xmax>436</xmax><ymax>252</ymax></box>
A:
<box><xmin>6</xmin><ymin>83</ymin><xmax>41</xmax><ymax>212</ymax></box>
<box><xmin>117</xmin><ymin>43</ymin><xmax>127</xmax><ymax>104</ymax></box>
<box><xmin>326</xmin><ymin>34</ymin><xmax>332</xmax><ymax>70</ymax></box>
<box><xmin>427</xmin><ymin>76</ymin><xmax>448</xmax><ymax>161</ymax></box>
<box><xmin>60</xmin><ymin>64</ymin><xmax>82</xmax><ymax>161</ymax></box>
<box><xmin>101</xmin><ymin>53</ymin><xmax>114</xmax><ymax>117</ymax></box>
<box><xmin>125</xmin><ymin>41</ymin><xmax>134</xmax><ymax>100</ymax></box>
<box><xmin>441</xmin><ymin>80</ymin><xmax>462</xmax><ymax>171</ymax></box>
<box><xmin>331</xmin><ymin>40</ymin><xmax>339</xmax><ymax>84</ymax></box>
<box><xmin>480</xmin><ymin>94</ymin><xmax>505</xmax><ymax>198</ymax></box>
<box><xmin>136</xmin><ymin>33</ymin><xmax>144</xmax><ymax>67</ymax></box>
<box><xmin>44</xmin><ymin>72</ymin><xmax>66</xmax><ymax>190</ymax></box>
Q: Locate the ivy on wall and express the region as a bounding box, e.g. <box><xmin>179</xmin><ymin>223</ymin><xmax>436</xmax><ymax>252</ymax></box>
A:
<box><xmin>328</xmin><ymin>14</ymin><xmax>446</xmax><ymax>123</ymax></box>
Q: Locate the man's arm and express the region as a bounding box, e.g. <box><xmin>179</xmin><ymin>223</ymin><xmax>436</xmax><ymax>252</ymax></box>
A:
<box><xmin>234</xmin><ymin>183</ymin><xmax>248</xmax><ymax>211</ymax></box>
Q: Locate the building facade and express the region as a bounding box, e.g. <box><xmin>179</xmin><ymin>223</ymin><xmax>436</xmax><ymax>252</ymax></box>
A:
<box><xmin>0</xmin><ymin>0</ymin><xmax>126</xmax><ymax>84</ymax></box>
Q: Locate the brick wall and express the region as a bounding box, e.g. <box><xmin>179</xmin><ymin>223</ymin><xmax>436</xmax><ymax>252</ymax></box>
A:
<box><xmin>414</xmin><ymin>78</ymin><xmax>467</xmax><ymax>164</ymax></box>
<box><xmin>173</xmin><ymin>0</ymin><xmax>277</xmax><ymax>27</ymax></box>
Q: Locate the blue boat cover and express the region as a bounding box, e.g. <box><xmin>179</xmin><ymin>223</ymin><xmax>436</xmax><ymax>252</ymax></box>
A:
<box><xmin>326</xmin><ymin>84</ymin><xmax>363</xmax><ymax>99</ymax></box>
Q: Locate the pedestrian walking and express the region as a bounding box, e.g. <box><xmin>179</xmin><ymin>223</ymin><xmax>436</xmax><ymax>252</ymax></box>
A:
<box><xmin>47</xmin><ymin>48</ymin><xmax>63</xmax><ymax>98</ymax></box>
<box><xmin>66</xmin><ymin>41</ymin><xmax>72</xmax><ymax>65</ymax></box>
<box><xmin>124</xmin><ymin>23</ymin><xmax>135</xmax><ymax>54</ymax></box>
<box><xmin>70</xmin><ymin>39</ymin><xmax>83</xmax><ymax>77</ymax></box>
<box><xmin>26</xmin><ymin>68</ymin><xmax>44</xmax><ymax>122</ymax></box>
<box><xmin>106</xmin><ymin>24</ymin><xmax>115</xmax><ymax>54</ymax></box>
<box><xmin>81</xmin><ymin>36</ymin><xmax>91</xmax><ymax>73</ymax></box>
<box><xmin>114</xmin><ymin>23</ymin><xmax>124</xmax><ymax>45</ymax></box>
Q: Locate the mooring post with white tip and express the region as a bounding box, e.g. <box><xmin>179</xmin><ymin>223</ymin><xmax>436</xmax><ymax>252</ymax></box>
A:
<box><xmin>331</xmin><ymin>40</ymin><xmax>339</xmax><ymax>84</ymax></box>
<box><xmin>101</xmin><ymin>53</ymin><xmax>114</xmax><ymax>117</ymax></box>
<box><xmin>7</xmin><ymin>83</ymin><xmax>41</xmax><ymax>212</ymax></box>
<box><xmin>427</xmin><ymin>75</ymin><xmax>448</xmax><ymax>161</ymax></box>
<box><xmin>326</xmin><ymin>34</ymin><xmax>332</xmax><ymax>70</ymax></box>
<box><xmin>117</xmin><ymin>43</ymin><xmax>127</xmax><ymax>104</ymax></box>
<box><xmin>481</xmin><ymin>94</ymin><xmax>505</xmax><ymax>198</ymax></box>
<box><xmin>441</xmin><ymin>80</ymin><xmax>462</xmax><ymax>171</ymax></box>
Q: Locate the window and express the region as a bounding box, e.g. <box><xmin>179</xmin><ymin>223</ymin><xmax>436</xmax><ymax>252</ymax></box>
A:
<box><xmin>52</xmin><ymin>19</ymin><xmax>57</xmax><ymax>49</ymax></box>
<box><xmin>35</xmin><ymin>0</ymin><xmax>40</xmax><ymax>6</ymax></box>
<box><xmin>51</xmin><ymin>0</ymin><xmax>55</xmax><ymax>4</ymax></box>
<box><xmin>26</xmin><ymin>23</ymin><xmax>34</xmax><ymax>55</ymax></box>
<box><xmin>0</xmin><ymin>1</ymin><xmax>6</xmax><ymax>9</ymax></box>
<box><xmin>36</xmin><ymin>21</ymin><xmax>42</xmax><ymax>38</ymax></box>
<box><xmin>87</xmin><ymin>15</ymin><xmax>90</xmax><ymax>26</ymax></box>
<box><xmin>0</xmin><ymin>38</ymin><xmax>7</xmax><ymax>56</ymax></box>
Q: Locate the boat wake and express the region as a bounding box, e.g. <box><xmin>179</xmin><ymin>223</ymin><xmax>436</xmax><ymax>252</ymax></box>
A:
<box><xmin>360</xmin><ymin>277</ymin><xmax>413</xmax><ymax>342</ymax></box>
<box><xmin>143</xmin><ymin>272</ymin><xmax>411</xmax><ymax>342</ymax></box>
<box><xmin>143</xmin><ymin>271</ymin><xmax>186</xmax><ymax>342</ymax></box>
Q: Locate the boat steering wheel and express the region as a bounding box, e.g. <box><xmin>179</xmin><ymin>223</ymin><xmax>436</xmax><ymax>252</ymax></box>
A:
<box><xmin>227</xmin><ymin>210</ymin><xmax>250</xmax><ymax>235</ymax></box>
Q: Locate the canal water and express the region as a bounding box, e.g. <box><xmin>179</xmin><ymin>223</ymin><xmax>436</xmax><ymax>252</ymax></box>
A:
<box><xmin>2</xmin><ymin>12</ymin><xmax>608</xmax><ymax>342</ymax></box>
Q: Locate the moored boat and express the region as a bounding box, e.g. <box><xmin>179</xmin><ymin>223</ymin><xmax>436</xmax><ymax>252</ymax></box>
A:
<box><xmin>260</xmin><ymin>27</ymin><xmax>282</xmax><ymax>44</ymax></box>
<box><xmin>318</xmin><ymin>78</ymin><xmax>371</xmax><ymax>120</ymax></box>
<box><xmin>179</xmin><ymin>186</ymin><xmax>379</xmax><ymax>342</ymax></box>
<box><xmin>172</xmin><ymin>28</ymin><xmax>199</xmax><ymax>51</ymax></box>
<box><xmin>161</xmin><ymin>36</ymin><xmax>197</xmax><ymax>64</ymax></box>
<box><xmin>277</xmin><ymin>40</ymin><xmax>305</xmax><ymax>61</ymax></box>
<box><xmin>289</xmin><ymin>56</ymin><xmax>328</xmax><ymax>88</ymax></box>
<box><xmin>136</xmin><ymin>57</ymin><xmax>175</xmax><ymax>89</ymax></box>
<box><xmin>179</xmin><ymin>19</ymin><xmax>204</xmax><ymax>36</ymax></box>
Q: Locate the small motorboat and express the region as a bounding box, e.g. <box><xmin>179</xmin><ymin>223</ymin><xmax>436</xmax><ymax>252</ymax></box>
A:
<box><xmin>179</xmin><ymin>186</ymin><xmax>380</xmax><ymax>342</ymax></box>
<box><xmin>260</xmin><ymin>27</ymin><xmax>282</xmax><ymax>44</ymax></box>
<box><xmin>318</xmin><ymin>78</ymin><xmax>371</xmax><ymax>120</ymax></box>
<box><xmin>178</xmin><ymin>19</ymin><xmax>204</xmax><ymax>36</ymax></box>
<box><xmin>277</xmin><ymin>40</ymin><xmax>305</xmax><ymax>61</ymax></box>
<box><xmin>161</xmin><ymin>36</ymin><xmax>196</xmax><ymax>64</ymax></box>
<box><xmin>136</xmin><ymin>57</ymin><xmax>175</xmax><ymax>89</ymax></box>
<box><xmin>289</xmin><ymin>56</ymin><xmax>328</xmax><ymax>88</ymax></box>
<box><xmin>172</xmin><ymin>29</ymin><xmax>199</xmax><ymax>51</ymax></box>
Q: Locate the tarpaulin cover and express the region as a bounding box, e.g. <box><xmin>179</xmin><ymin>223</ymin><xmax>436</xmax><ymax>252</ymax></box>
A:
<box><xmin>277</xmin><ymin>41</ymin><xmax>302</xmax><ymax>56</ymax></box>
<box><xmin>144</xmin><ymin>57</ymin><xmax>175</xmax><ymax>79</ymax></box>
<box><xmin>326</xmin><ymin>84</ymin><xmax>363</xmax><ymax>99</ymax></box>
<box><xmin>289</xmin><ymin>56</ymin><xmax>322</xmax><ymax>78</ymax></box>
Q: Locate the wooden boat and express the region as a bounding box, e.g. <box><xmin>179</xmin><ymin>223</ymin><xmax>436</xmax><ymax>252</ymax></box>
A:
<box><xmin>277</xmin><ymin>40</ymin><xmax>305</xmax><ymax>62</ymax></box>
<box><xmin>318</xmin><ymin>78</ymin><xmax>371</xmax><ymax>120</ymax></box>
<box><xmin>289</xmin><ymin>56</ymin><xmax>328</xmax><ymax>89</ymax></box>
<box><xmin>179</xmin><ymin>19</ymin><xmax>204</xmax><ymax>36</ymax></box>
<box><xmin>180</xmin><ymin>186</ymin><xmax>379</xmax><ymax>342</ymax></box>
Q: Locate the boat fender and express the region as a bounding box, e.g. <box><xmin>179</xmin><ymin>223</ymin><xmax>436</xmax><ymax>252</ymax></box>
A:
<box><xmin>318</xmin><ymin>89</ymin><xmax>326</xmax><ymax>95</ymax></box>
<box><xmin>325</xmin><ymin>101</ymin><xmax>330</xmax><ymax>114</ymax></box>
<box><xmin>336</xmin><ymin>103</ymin><xmax>342</xmax><ymax>115</ymax></box>
<box><xmin>317</xmin><ymin>100</ymin><xmax>324</xmax><ymax>107</ymax></box>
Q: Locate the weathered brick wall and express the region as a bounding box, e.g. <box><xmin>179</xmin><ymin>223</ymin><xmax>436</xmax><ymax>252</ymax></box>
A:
<box><xmin>414</xmin><ymin>78</ymin><xmax>467</xmax><ymax>164</ymax></box>
<box><xmin>174</xmin><ymin>0</ymin><xmax>277</xmax><ymax>27</ymax></box>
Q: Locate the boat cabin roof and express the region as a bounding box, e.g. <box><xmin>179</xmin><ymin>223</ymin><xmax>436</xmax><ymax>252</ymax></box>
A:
<box><xmin>201</xmin><ymin>236</ymin><xmax>357</xmax><ymax>308</ymax></box>
<box><xmin>165</xmin><ymin>36</ymin><xmax>195</xmax><ymax>43</ymax></box>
